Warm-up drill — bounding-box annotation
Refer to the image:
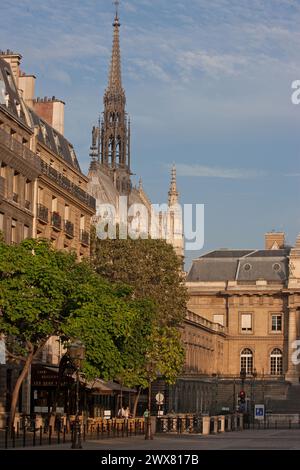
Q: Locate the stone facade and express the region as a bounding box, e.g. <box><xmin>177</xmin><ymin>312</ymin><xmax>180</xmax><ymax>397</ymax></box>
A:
<box><xmin>0</xmin><ymin>50</ymin><xmax>95</xmax><ymax>426</ymax></box>
<box><xmin>168</xmin><ymin>233</ymin><xmax>300</xmax><ymax>415</ymax></box>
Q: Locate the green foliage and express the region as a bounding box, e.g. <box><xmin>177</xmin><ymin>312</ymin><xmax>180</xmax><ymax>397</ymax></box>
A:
<box><xmin>92</xmin><ymin>237</ymin><xmax>187</xmax><ymax>386</ymax></box>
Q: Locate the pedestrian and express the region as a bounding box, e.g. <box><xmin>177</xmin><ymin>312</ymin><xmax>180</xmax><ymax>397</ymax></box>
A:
<box><xmin>143</xmin><ymin>408</ymin><xmax>149</xmax><ymax>419</ymax></box>
<box><xmin>118</xmin><ymin>406</ymin><xmax>125</xmax><ymax>418</ymax></box>
<box><xmin>124</xmin><ymin>406</ymin><xmax>131</xmax><ymax>419</ymax></box>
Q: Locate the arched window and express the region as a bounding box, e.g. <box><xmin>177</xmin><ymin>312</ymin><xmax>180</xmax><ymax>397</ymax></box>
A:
<box><xmin>240</xmin><ymin>348</ymin><xmax>253</xmax><ymax>374</ymax></box>
<box><xmin>270</xmin><ymin>348</ymin><xmax>283</xmax><ymax>375</ymax></box>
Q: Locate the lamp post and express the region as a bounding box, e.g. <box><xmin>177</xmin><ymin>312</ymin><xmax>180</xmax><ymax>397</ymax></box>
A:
<box><xmin>145</xmin><ymin>381</ymin><xmax>153</xmax><ymax>440</ymax></box>
<box><xmin>239</xmin><ymin>368</ymin><xmax>246</xmax><ymax>414</ymax></box>
<box><xmin>251</xmin><ymin>368</ymin><xmax>257</xmax><ymax>427</ymax></box>
<box><xmin>68</xmin><ymin>340</ymin><xmax>86</xmax><ymax>449</ymax></box>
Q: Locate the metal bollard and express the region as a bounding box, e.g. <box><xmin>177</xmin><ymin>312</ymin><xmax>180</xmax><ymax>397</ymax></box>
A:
<box><xmin>48</xmin><ymin>425</ymin><xmax>52</xmax><ymax>445</ymax></box>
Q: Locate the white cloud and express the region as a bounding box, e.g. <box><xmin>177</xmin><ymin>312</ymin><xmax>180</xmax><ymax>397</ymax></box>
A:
<box><xmin>174</xmin><ymin>163</ymin><xmax>266</xmax><ymax>179</ymax></box>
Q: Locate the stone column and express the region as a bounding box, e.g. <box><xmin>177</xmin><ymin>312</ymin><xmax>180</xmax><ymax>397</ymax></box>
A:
<box><xmin>219</xmin><ymin>415</ymin><xmax>225</xmax><ymax>432</ymax></box>
<box><xmin>202</xmin><ymin>416</ymin><xmax>210</xmax><ymax>435</ymax></box>
<box><xmin>286</xmin><ymin>308</ymin><xmax>300</xmax><ymax>384</ymax></box>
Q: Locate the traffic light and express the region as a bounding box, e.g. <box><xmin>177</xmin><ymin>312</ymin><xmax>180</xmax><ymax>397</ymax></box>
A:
<box><xmin>239</xmin><ymin>390</ymin><xmax>246</xmax><ymax>404</ymax></box>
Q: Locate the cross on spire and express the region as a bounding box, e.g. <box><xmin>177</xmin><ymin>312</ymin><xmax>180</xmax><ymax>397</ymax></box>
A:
<box><xmin>113</xmin><ymin>0</ymin><xmax>119</xmax><ymax>18</ymax></box>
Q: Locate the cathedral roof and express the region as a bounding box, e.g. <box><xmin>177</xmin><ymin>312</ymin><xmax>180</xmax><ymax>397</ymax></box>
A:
<box><xmin>187</xmin><ymin>248</ymin><xmax>290</xmax><ymax>283</ymax></box>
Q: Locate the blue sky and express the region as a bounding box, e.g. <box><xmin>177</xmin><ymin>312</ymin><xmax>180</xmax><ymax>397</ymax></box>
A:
<box><xmin>2</xmin><ymin>0</ymin><xmax>300</xmax><ymax>268</ymax></box>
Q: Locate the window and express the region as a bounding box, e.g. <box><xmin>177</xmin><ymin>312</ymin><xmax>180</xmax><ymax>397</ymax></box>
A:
<box><xmin>80</xmin><ymin>214</ymin><xmax>85</xmax><ymax>231</ymax></box>
<box><xmin>38</xmin><ymin>187</ymin><xmax>43</xmax><ymax>204</ymax></box>
<box><xmin>213</xmin><ymin>314</ymin><xmax>224</xmax><ymax>326</ymax></box>
<box><xmin>25</xmin><ymin>180</ymin><xmax>31</xmax><ymax>209</ymax></box>
<box><xmin>11</xmin><ymin>219</ymin><xmax>17</xmax><ymax>244</ymax></box>
<box><xmin>240</xmin><ymin>348</ymin><xmax>253</xmax><ymax>375</ymax></box>
<box><xmin>241</xmin><ymin>314</ymin><xmax>252</xmax><ymax>332</ymax></box>
<box><xmin>64</xmin><ymin>204</ymin><xmax>69</xmax><ymax>220</ymax></box>
<box><xmin>270</xmin><ymin>348</ymin><xmax>283</xmax><ymax>375</ymax></box>
<box><xmin>13</xmin><ymin>171</ymin><xmax>19</xmax><ymax>202</ymax></box>
<box><xmin>51</xmin><ymin>196</ymin><xmax>57</xmax><ymax>212</ymax></box>
<box><xmin>23</xmin><ymin>225</ymin><xmax>29</xmax><ymax>240</ymax></box>
<box><xmin>272</xmin><ymin>315</ymin><xmax>282</xmax><ymax>332</ymax></box>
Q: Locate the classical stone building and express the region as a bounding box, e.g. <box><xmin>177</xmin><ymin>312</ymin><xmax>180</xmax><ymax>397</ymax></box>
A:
<box><xmin>165</xmin><ymin>232</ymin><xmax>300</xmax><ymax>415</ymax></box>
<box><xmin>0</xmin><ymin>50</ymin><xmax>95</xmax><ymax>257</ymax></box>
<box><xmin>87</xmin><ymin>9</ymin><xmax>184</xmax><ymax>259</ymax></box>
<box><xmin>0</xmin><ymin>50</ymin><xmax>95</xmax><ymax>426</ymax></box>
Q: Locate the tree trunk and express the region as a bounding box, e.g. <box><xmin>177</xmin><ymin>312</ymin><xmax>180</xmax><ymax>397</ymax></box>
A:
<box><xmin>132</xmin><ymin>388</ymin><xmax>142</xmax><ymax>418</ymax></box>
<box><xmin>9</xmin><ymin>345</ymin><xmax>34</xmax><ymax>431</ymax></box>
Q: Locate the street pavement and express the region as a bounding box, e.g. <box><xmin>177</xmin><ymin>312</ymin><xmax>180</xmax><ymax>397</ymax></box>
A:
<box><xmin>19</xmin><ymin>429</ymin><xmax>300</xmax><ymax>450</ymax></box>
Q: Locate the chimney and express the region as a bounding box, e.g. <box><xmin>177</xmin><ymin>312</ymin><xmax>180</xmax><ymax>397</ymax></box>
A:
<box><xmin>32</xmin><ymin>97</ymin><xmax>65</xmax><ymax>135</ymax></box>
<box><xmin>0</xmin><ymin>50</ymin><xmax>22</xmax><ymax>86</ymax></box>
<box><xmin>18</xmin><ymin>72</ymin><xmax>36</xmax><ymax>107</ymax></box>
<box><xmin>265</xmin><ymin>232</ymin><xmax>285</xmax><ymax>250</ymax></box>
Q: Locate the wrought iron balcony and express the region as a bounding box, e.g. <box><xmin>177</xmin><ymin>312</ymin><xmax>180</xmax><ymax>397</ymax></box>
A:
<box><xmin>51</xmin><ymin>211</ymin><xmax>62</xmax><ymax>231</ymax></box>
<box><xmin>37</xmin><ymin>204</ymin><xmax>49</xmax><ymax>224</ymax></box>
<box><xmin>0</xmin><ymin>127</ymin><xmax>41</xmax><ymax>172</ymax></box>
<box><xmin>64</xmin><ymin>220</ymin><xmax>74</xmax><ymax>238</ymax></box>
<box><xmin>40</xmin><ymin>160</ymin><xmax>96</xmax><ymax>211</ymax></box>
<box><xmin>0</xmin><ymin>176</ymin><xmax>5</xmax><ymax>198</ymax></box>
<box><xmin>25</xmin><ymin>200</ymin><xmax>31</xmax><ymax>211</ymax></box>
<box><xmin>80</xmin><ymin>230</ymin><xmax>90</xmax><ymax>246</ymax></box>
<box><xmin>12</xmin><ymin>192</ymin><xmax>18</xmax><ymax>203</ymax></box>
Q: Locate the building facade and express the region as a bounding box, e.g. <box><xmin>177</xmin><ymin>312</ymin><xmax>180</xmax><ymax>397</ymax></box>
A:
<box><xmin>0</xmin><ymin>50</ymin><xmax>96</xmax><ymax>426</ymax></box>
<box><xmin>0</xmin><ymin>50</ymin><xmax>95</xmax><ymax>257</ymax></box>
<box><xmin>165</xmin><ymin>232</ymin><xmax>300</xmax><ymax>415</ymax></box>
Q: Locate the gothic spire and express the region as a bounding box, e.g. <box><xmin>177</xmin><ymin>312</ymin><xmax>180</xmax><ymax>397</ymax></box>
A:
<box><xmin>168</xmin><ymin>164</ymin><xmax>179</xmax><ymax>206</ymax></box>
<box><xmin>107</xmin><ymin>1</ymin><xmax>123</xmax><ymax>93</ymax></box>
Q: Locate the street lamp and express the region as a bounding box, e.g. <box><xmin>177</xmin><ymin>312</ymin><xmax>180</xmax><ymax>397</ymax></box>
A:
<box><xmin>251</xmin><ymin>368</ymin><xmax>257</xmax><ymax>426</ymax></box>
<box><xmin>145</xmin><ymin>381</ymin><xmax>153</xmax><ymax>440</ymax></box>
<box><xmin>68</xmin><ymin>339</ymin><xmax>86</xmax><ymax>449</ymax></box>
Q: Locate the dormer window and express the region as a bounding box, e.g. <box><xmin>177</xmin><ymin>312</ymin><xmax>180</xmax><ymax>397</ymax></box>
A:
<box><xmin>15</xmin><ymin>100</ymin><xmax>21</xmax><ymax>117</ymax></box>
<box><xmin>53</xmin><ymin>132</ymin><xmax>63</xmax><ymax>156</ymax></box>
<box><xmin>5</xmin><ymin>69</ymin><xmax>16</xmax><ymax>92</ymax></box>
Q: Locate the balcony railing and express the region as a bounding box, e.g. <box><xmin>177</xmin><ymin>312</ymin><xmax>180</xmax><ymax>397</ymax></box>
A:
<box><xmin>40</xmin><ymin>161</ymin><xmax>96</xmax><ymax>211</ymax></box>
<box><xmin>12</xmin><ymin>192</ymin><xmax>18</xmax><ymax>203</ymax></box>
<box><xmin>0</xmin><ymin>176</ymin><xmax>5</xmax><ymax>198</ymax></box>
<box><xmin>80</xmin><ymin>230</ymin><xmax>90</xmax><ymax>246</ymax></box>
<box><xmin>37</xmin><ymin>204</ymin><xmax>49</xmax><ymax>224</ymax></box>
<box><xmin>0</xmin><ymin>127</ymin><xmax>41</xmax><ymax>172</ymax></box>
<box><xmin>51</xmin><ymin>212</ymin><xmax>62</xmax><ymax>231</ymax></box>
<box><xmin>64</xmin><ymin>220</ymin><xmax>74</xmax><ymax>238</ymax></box>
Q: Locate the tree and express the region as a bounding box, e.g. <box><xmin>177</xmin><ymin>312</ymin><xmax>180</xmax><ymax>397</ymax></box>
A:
<box><xmin>91</xmin><ymin>237</ymin><xmax>188</xmax><ymax>413</ymax></box>
<box><xmin>0</xmin><ymin>238</ymin><xmax>79</xmax><ymax>427</ymax></box>
<box><xmin>0</xmin><ymin>238</ymin><xmax>156</xmax><ymax>427</ymax></box>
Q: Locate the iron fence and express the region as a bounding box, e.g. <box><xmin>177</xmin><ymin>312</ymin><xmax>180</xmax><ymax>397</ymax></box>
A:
<box><xmin>0</xmin><ymin>418</ymin><xmax>145</xmax><ymax>449</ymax></box>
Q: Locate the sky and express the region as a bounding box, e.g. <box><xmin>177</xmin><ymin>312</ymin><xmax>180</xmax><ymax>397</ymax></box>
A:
<box><xmin>1</xmin><ymin>0</ymin><xmax>300</xmax><ymax>269</ymax></box>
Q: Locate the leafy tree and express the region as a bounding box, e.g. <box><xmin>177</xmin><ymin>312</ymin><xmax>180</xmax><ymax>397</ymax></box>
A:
<box><xmin>0</xmin><ymin>238</ymin><xmax>78</xmax><ymax>427</ymax></box>
<box><xmin>0</xmin><ymin>238</ymin><xmax>156</xmax><ymax>426</ymax></box>
<box><xmin>91</xmin><ymin>237</ymin><xmax>187</xmax><ymax>413</ymax></box>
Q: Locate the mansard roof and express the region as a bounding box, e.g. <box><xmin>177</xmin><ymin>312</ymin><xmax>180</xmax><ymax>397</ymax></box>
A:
<box><xmin>187</xmin><ymin>248</ymin><xmax>291</xmax><ymax>283</ymax></box>
<box><xmin>28</xmin><ymin>108</ymin><xmax>81</xmax><ymax>173</ymax></box>
<box><xmin>0</xmin><ymin>56</ymin><xmax>29</xmax><ymax>127</ymax></box>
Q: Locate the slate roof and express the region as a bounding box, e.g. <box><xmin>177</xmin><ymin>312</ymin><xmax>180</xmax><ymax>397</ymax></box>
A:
<box><xmin>28</xmin><ymin>108</ymin><xmax>81</xmax><ymax>172</ymax></box>
<box><xmin>0</xmin><ymin>56</ymin><xmax>28</xmax><ymax>125</ymax></box>
<box><xmin>187</xmin><ymin>248</ymin><xmax>291</xmax><ymax>283</ymax></box>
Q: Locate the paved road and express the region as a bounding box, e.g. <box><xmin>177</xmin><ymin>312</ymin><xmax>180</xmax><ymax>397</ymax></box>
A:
<box><xmin>18</xmin><ymin>429</ymin><xmax>300</xmax><ymax>450</ymax></box>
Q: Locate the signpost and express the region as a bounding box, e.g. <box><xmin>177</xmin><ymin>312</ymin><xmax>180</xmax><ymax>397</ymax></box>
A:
<box><xmin>155</xmin><ymin>392</ymin><xmax>164</xmax><ymax>416</ymax></box>
<box><xmin>254</xmin><ymin>404</ymin><xmax>265</xmax><ymax>420</ymax></box>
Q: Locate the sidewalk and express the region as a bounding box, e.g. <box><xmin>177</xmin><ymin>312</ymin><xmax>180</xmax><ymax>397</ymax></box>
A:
<box><xmin>18</xmin><ymin>429</ymin><xmax>300</xmax><ymax>450</ymax></box>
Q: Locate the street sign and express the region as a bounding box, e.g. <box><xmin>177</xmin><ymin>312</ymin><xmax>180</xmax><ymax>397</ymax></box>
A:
<box><xmin>155</xmin><ymin>392</ymin><xmax>164</xmax><ymax>405</ymax></box>
<box><xmin>254</xmin><ymin>404</ymin><xmax>265</xmax><ymax>420</ymax></box>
